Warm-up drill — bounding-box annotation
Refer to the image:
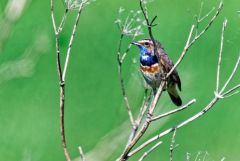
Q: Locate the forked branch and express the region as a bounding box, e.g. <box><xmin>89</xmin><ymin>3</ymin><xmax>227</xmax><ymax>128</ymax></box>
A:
<box><xmin>128</xmin><ymin>18</ymin><xmax>240</xmax><ymax>158</ymax></box>
<box><xmin>117</xmin><ymin>1</ymin><xmax>225</xmax><ymax>160</ymax></box>
<box><xmin>50</xmin><ymin>0</ymin><xmax>91</xmax><ymax>160</ymax></box>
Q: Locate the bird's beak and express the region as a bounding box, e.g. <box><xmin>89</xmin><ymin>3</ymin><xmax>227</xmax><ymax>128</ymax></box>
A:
<box><xmin>131</xmin><ymin>42</ymin><xmax>141</xmax><ymax>46</ymax></box>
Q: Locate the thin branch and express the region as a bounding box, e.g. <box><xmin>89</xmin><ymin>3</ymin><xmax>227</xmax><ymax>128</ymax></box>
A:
<box><xmin>50</xmin><ymin>0</ymin><xmax>57</xmax><ymax>34</ymax></box>
<box><xmin>51</xmin><ymin>1</ymin><xmax>70</xmax><ymax>161</ymax></box>
<box><xmin>128</xmin><ymin>96</ymin><xmax>220</xmax><ymax>157</ymax></box>
<box><xmin>117</xmin><ymin>34</ymin><xmax>124</xmax><ymax>64</ymax></box>
<box><xmin>121</xmin><ymin>35</ymin><xmax>137</xmax><ymax>62</ymax></box>
<box><xmin>123</xmin><ymin>95</ymin><xmax>136</xmax><ymax>127</ymax></box>
<box><xmin>78</xmin><ymin>146</ymin><xmax>86</xmax><ymax>161</ymax></box>
<box><xmin>193</xmin><ymin>1</ymin><xmax>223</xmax><ymax>43</ymax></box>
<box><xmin>138</xmin><ymin>141</ymin><xmax>162</xmax><ymax>161</ymax></box>
<box><xmin>118</xmin><ymin>81</ymin><xmax>166</xmax><ymax>161</ymax></box>
<box><xmin>224</xmin><ymin>90</ymin><xmax>239</xmax><ymax>98</ymax></box>
<box><xmin>136</xmin><ymin>89</ymin><xmax>151</xmax><ymax>125</ymax></box>
<box><xmin>127</xmin><ymin>90</ymin><xmax>151</xmax><ymax>144</ymax></box>
<box><xmin>151</xmin><ymin>99</ymin><xmax>196</xmax><ymax>122</ymax></box>
<box><xmin>216</xmin><ymin>19</ymin><xmax>227</xmax><ymax>92</ymax></box>
<box><xmin>116</xmin><ymin>11</ymin><xmax>145</xmax><ymax>141</ymax></box>
<box><xmin>167</xmin><ymin>1</ymin><xmax>223</xmax><ymax>78</ymax></box>
<box><xmin>223</xmin><ymin>84</ymin><xmax>240</xmax><ymax>97</ymax></box>
<box><xmin>166</xmin><ymin>25</ymin><xmax>195</xmax><ymax>78</ymax></box>
<box><xmin>58</xmin><ymin>8</ymin><xmax>69</xmax><ymax>33</ymax></box>
<box><xmin>59</xmin><ymin>84</ymin><xmax>70</xmax><ymax>161</ymax></box>
<box><xmin>195</xmin><ymin>1</ymin><xmax>204</xmax><ymax>36</ymax></box>
<box><xmin>62</xmin><ymin>2</ymin><xmax>84</xmax><ymax>81</ymax></box>
<box><xmin>220</xmin><ymin>54</ymin><xmax>240</xmax><ymax>94</ymax></box>
<box><xmin>117</xmin><ymin>34</ymin><xmax>136</xmax><ymax>127</ymax></box>
<box><xmin>198</xmin><ymin>4</ymin><xmax>215</xmax><ymax>23</ymax></box>
<box><xmin>139</xmin><ymin>0</ymin><xmax>158</xmax><ymax>59</ymax></box>
<box><xmin>169</xmin><ymin>129</ymin><xmax>177</xmax><ymax>161</ymax></box>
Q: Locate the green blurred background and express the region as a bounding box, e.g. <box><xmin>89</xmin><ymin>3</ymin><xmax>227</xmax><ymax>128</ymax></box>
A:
<box><xmin>0</xmin><ymin>0</ymin><xmax>240</xmax><ymax>160</ymax></box>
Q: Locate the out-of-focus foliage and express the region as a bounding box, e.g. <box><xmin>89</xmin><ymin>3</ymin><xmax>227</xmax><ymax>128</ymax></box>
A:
<box><xmin>0</xmin><ymin>0</ymin><xmax>239</xmax><ymax>161</ymax></box>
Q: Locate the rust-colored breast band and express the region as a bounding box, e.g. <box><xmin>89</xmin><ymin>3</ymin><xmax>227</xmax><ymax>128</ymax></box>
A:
<box><xmin>140</xmin><ymin>64</ymin><xmax>160</xmax><ymax>73</ymax></box>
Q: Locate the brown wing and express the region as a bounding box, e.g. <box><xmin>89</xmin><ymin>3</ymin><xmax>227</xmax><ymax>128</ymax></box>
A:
<box><xmin>156</xmin><ymin>44</ymin><xmax>181</xmax><ymax>91</ymax></box>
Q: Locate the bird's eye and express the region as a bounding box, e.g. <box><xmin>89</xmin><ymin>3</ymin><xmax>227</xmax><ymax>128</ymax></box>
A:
<box><xmin>144</xmin><ymin>42</ymin><xmax>149</xmax><ymax>46</ymax></box>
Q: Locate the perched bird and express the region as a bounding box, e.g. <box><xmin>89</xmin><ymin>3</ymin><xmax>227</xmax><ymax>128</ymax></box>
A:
<box><xmin>132</xmin><ymin>39</ymin><xmax>182</xmax><ymax>106</ymax></box>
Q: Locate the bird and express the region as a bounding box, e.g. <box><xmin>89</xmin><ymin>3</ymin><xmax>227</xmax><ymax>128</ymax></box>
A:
<box><xmin>132</xmin><ymin>39</ymin><xmax>182</xmax><ymax>106</ymax></box>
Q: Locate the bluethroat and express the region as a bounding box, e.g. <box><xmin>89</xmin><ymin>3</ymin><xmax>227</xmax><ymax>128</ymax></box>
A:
<box><xmin>132</xmin><ymin>39</ymin><xmax>182</xmax><ymax>106</ymax></box>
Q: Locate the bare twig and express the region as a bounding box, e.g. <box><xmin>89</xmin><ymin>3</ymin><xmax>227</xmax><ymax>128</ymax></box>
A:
<box><xmin>62</xmin><ymin>2</ymin><xmax>84</xmax><ymax>81</ymax></box>
<box><xmin>127</xmin><ymin>90</ymin><xmax>151</xmax><ymax>144</ymax></box>
<box><xmin>139</xmin><ymin>0</ymin><xmax>158</xmax><ymax>59</ymax></box>
<box><xmin>50</xmin><ymin>0</ymin><xmax>57</xmax><ymax>34</ymax></box>
<box><xmin>138</xmin><ymin>141</ymin><xmax>162</xmax><ymax>161</ymax></box>
<box><xmin>195</xmin><ymin>1</ymin><xmax>215</xmax><ymax>36</ymax></box>
<box><xmin>167</xmin><ymin>1</ymin><xmax>223</xmax><ymax>78</ymax></box>
<box><xmin>216</xmin><ymin>19</ymin><xmax>227</xmax><ymax>92</ymax></box>
<box><xmin>121</xmin><ymin>38</ymin><xmax>136</xmax><ymax>62</ymax></box>
<box><xmin>58</xmin><ymin>8</ymin><xmax>69</xmax><ymax>33</ymax></box>
<box><xmin>219</xmin><ymin>55</ymin><xmax>240</xmax><ymax>94</ymax></box>
<box><xmin>78</xmin><ymin>146</ymin><xmax>86</xmax><ymax>161</ymax></box>
<box><xmin>199</xmin><ymin>7</ymin><xmax>215</xmax><ymax>22</ymax></box>
<box><xmin>116</xmin><ymin>8</ymin><xmax>143</xmax><ymax>126</ymax></box>
<box><xmin>118</xmin><ymin>81</ymin><xmax>166</xmax><ymax>161</ymax></box>
<box><xmin>166</xmin><ymin>25</ymin><xmax>195</xmax><ymax>78</ymax></box>
<box><xmin>51</xmin><ymin>0</ymin><xmax>88</xmax><ymax>160</ymax></box>
<box><xmin>195</xmin><ymin>1</ymin><xmax>203</xmax><ymax>36</ymax></box>
<box><xmin>223</xmin><ymin>84</ymin><xmax>240</xmax><ymax>97</ymax></box>
<box><xmin>136</xmin><ymin>89</ymin><xmax>151</xmax><ymax>125</ymax></box>
<box><xmin>193</xmin><ymin>1</ymin><xmax>223</xmax><ymax>44</ymax></box>
<box><xmin>151</xmin><ymin>99</ymin><xmax>196</xmax><ymax>122</ymax></box>
<box><xmin>51</xmin><ymin>1</ymin><xmax>70</xmax><ymax>160</ymax></box>
<box><xmin>115</xmin><ymin>8</ymin><xmax>147</xmax><ymax>148</ymax></box>
<box><xmin>117</xmin><ymin>34</ymin><xmax>136</xmax><ymax>127</ymax></box>
<box><xmin>128</xmin><ymin>96</ymin><xmax>220</xmax><ymax>157</ymax></box>
<box><xmin>170</xmin><ymin>129</ymin><xmax>177</xmax><ymax>161</ymax></box>
<box><xmin>116</xmin><ymin>7</ymin><xmax>145</xmax><ymax>133</ymax></box>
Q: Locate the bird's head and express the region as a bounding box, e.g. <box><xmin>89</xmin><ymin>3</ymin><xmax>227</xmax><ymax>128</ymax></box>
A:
<box><xmin>131</xmin><ymin>39</ymin><xmax>155</xmax><ymax>56</ymax></box>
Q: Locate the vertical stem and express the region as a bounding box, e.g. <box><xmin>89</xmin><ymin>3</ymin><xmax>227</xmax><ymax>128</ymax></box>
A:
<box><xmin>117</xmin><ymin>34</ymin><xmax>136</xmax><ymax>127</ymax></box>
<box><xmin>55</xmin><ymin>32</ymin><xmax>70</xmax><ymax>161</ymax></box>
<box><xmin>60</xmin><ymin>83</ymin><xmax>71</xmax><ymax>161</ymax></box>
<box><xmin>51</xmin><ymin>0</ymin><xmax>71</xmax><ymax>160</ymax></box>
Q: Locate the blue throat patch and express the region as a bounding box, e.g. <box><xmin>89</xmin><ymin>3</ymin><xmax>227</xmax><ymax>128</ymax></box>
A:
<box><xmin>139</xmin><ymin>46</ymin><xmax>158</xmax><ymax>66</ymax></box>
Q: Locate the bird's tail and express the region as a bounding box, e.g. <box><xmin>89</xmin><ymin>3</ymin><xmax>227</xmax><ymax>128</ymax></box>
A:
<box><xmin>167</xmin><ymin>84</ymin><xmax>182</xmax><ymax>106</ymax></box>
